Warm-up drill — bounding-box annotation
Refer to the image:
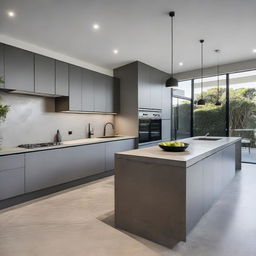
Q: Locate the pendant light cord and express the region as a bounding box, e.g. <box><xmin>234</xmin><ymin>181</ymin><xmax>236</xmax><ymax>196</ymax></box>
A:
<box><xmin>200</xmin><ymin>40</ymin><xmax>204</xmax><ymax>98</ymax></box>
<box><xmin>216</xmin><ymin>50</ymin><xmax>220</xmax><ymax>100</ymax></box>
<box><xmin>169</xmin><ymin>11</ymin><xmax>175</xmax><ymax>77</ymax></box>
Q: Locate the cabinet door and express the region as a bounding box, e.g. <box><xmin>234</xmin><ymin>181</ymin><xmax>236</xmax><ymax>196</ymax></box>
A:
<box><xmin>162</xmin><ymin>120</ymin><xmax>171</xmax><ymax>141</ymax></box>
<box><xmin>105</xmin><ymin>76</ymin><xmax>114</xmax><ymax>113</ymax></box>
<box><xmin>4</xmin><ymin>45</ymin><xmax>34</xmax><ymax>92</ymax></box>
<box><xmin>94</xmin><ymin>73</ymin><xmax>106</xmax><ymax>112</ymax></box>
<box><xmin>106</xmin><ymin>139</ymin><xmax>135</xmax><ymax>170</ymax></box>
<box><xmin>162</xmin><ymin>74</ymin><xmax>171</xmax><ymax>119</ymax></box>
<box><xmin>69</xmin><ymin>65</ymin><xmax>82</xmax><ymax>111</ymax></box>
<box><xmin>0</xmin><ymin>168</ymin><xmax>25</xmax><ymax>200</ymax></box>
<box><xmin>35</xmin><ymin>54</ymin><xmax>55</xmax><ymax>94</ymax></box>
<box><xmin>25</xmin><ymin>143</ymin><xmax>106</xmax><ymax>192</ymax></box>
<box><xmin>150</xmin><ymin>69</ymin><xmax>162</xmax><ymax>109</ymax></box>
<box><xmin>0</xmin><ymin>43</ymin><xmax>4</xmax><ymax>88</ymax></box>
<box><xmin>138</xmin><ymin>63</ymin><xmax>151</xmax><ymax>109</ymax></box>
<box><xmin>56</xmin><ymin>60</ymin><xmax>69</xmax><ymax>96</ymax></box>
<box><xmin>82</xmin><ymin>69</ymin><xmax>94</xmax><ymax>111</ymax></box>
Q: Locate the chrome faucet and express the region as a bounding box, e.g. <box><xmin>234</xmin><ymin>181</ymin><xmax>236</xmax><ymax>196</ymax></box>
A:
<box><xmin>204</xmin><ymin>132</ymin><xmax>210</xmax><ymax>137</ymax></box>
<box><xmin>103</xmin><ymin>122</ymin><xmax>115</xmax><ymax>137</ymax></box>
<box><xmin>88</xmin><ymin>123</ymin><xmax>94</xmax><ymax>138</ymax></box>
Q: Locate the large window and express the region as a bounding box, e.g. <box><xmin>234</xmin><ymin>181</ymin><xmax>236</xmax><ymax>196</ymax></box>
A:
<box><xmin>172</xmin><ymin>70</ymin><xmax>256</xmax><ymax>164</ymax></box>
<box><xmin>193</xmin><ymin>75</ymin><xmax>226</xmax><ymax>137</ymax></box>
<box><xmin>229</xmin><ymin>71</ymin><xmax>256</xmax><ymax>163</ymax></box>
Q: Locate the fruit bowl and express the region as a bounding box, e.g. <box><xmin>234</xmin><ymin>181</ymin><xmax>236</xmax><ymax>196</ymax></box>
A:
<box><xmin>158</xmin><ymin>141</ymin><xmax>189</xmax><ymax>152</ymax></box>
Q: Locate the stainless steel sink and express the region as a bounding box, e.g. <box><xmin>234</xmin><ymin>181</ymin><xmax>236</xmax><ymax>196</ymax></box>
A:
<box><xmin>193</xmin><ymin>137</ymin><xmax>221</xmax><ymax>141</ymax></box>
<box><xmin>98</xmin><ymin>136</ymin><xmax>121</xmax><ymax>138</ymax></box>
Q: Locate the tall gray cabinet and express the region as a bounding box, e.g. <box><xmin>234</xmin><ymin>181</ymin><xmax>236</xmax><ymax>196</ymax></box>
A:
<box><xmin>114</xmin><ymin>61</ymin><xmax>171</xmax><ymax>141</ymax></box>
<box><xmin>0</xmin><ymin>43</ymin><xmax>4</xmax><ymax>89</ymax></box>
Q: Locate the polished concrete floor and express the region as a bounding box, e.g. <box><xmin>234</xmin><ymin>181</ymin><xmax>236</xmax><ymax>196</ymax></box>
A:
<box><xmin>242</xmin><ymin>147</ymin><xmax>256</xmax><ymax>163</ymax></box>
<box><xmin>0</xmin><ymin>163</ymin><xmax>255</xmax><ymax>256</ymax></box>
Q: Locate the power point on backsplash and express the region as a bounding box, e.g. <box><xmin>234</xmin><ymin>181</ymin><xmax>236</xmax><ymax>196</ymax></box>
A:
<box><xmin>68</xmin><ymin>131</ymin><xmax>72</xmax><ymax>135</ymax></box>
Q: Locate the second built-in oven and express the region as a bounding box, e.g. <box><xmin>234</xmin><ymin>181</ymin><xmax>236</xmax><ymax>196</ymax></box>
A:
<box><xmin>139</xmin><ymin>110</ymin><xmax>162</xmax><ymax>144</ymax></box>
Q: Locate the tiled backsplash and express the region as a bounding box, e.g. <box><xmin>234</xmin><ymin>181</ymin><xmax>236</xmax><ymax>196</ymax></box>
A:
<box><xmin>0</xmin><ymin>92</ymin><xmax>115</xmax><ymax>147</ymax></box>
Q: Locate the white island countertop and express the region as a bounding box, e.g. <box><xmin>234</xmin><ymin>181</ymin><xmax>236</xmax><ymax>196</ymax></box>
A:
<box><xmin>116</xmin><ymin>136</ymin><xmax>241</xmax><ymax>167</ymax></box>
<box><xmin>0</xmin><ymin>136</ymin><xmax>137</xmax><ymax>156</ymax></box>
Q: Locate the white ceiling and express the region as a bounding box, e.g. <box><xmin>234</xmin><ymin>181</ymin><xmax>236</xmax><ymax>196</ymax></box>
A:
<box><xmin>0</xmin><ymin>0</ymin><xmax>256</xmax><ymax>74</ymax></box>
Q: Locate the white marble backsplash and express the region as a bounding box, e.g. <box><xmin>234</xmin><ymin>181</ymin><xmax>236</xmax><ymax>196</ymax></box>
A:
<box><xmin>0</xmin><ymin>91</ymin><xmax>115</xmax><ymax>147</ymax></box>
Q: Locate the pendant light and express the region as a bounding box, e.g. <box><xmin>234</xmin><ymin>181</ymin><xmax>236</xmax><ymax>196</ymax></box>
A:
<box><xmin>197</xmin><ymin>39</ymin><xmax>205</xmax><ymax>105</ymax></box>
<box><xmin>215</xmin><ymin>49</ymin><xmax>221</xmax><ymax>106</ymax></box>
<box><xmin>166</xmin><ymin>11</ymin><xmax>178</xmax><ymax>88</ymax></box>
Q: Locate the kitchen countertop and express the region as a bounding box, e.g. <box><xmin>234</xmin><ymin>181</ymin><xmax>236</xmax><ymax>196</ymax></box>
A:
<box><xmin>0</xmin><ymin>136</ymin><xmax>137</xmax><ymax>156</ymax></box>
<box><xmin>116</xmin><ymin>136</ymin><xmax>241</xmax><ymax>167</ymax></box>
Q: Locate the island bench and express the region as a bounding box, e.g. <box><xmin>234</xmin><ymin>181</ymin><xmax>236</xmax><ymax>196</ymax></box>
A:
<box><xmin>115</xmin><ymin>137</ymin><xmax>241</xmax><ymax>248</ymax></box>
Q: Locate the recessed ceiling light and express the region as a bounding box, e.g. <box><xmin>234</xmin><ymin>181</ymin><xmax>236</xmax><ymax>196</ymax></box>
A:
<box><xmin>93</xmin><ymin>24</ymin><xmax>100</xmax><ymax>30</ymax></box>
<box><xmin>113</xmin><ymin>49</ymin><xmax>119</xmax><ymax>54</ymax></box>
<box><xmin>179</xmin><ymin>62</ymin><xmax>183</xmax><ymax>66</ymax></box>
<box><xmin>253</xmin><ymin>49</ymin><xmax>256</xmax><ymax>53</ymax></box>
<box><xmin>7</xmin><ymin>10</ymin><xmax>15</xmax><ymax>17</ymax></box>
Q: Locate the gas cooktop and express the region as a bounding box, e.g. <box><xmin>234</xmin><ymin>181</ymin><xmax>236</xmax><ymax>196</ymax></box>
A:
<box><xmin>17</xmin><ymin>142</ymin><xmax>59</xmax><ymax>149</ymax></box>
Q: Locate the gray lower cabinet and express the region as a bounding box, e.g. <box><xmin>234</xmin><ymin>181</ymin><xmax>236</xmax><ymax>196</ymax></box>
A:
<box><xmin>0</xmin><ymin>154</ymin><xmax>25</xmax><ymax>200</ymax></box>
<box><xmin>0</xmin><ymin>43</ymin><xmax>4</xmax><ymax>88</ymax></box>
<box><xmin>35</xmin><ymin>54</ymin><xmax>55</xmax><ymax>94</ymax></box>
<box><xmin>162</xmin><ymin>120</ymin><xmax>171</xmax><ymax>141</ymax></box>
<box><xmin>106</xmin><ymin>139</ymin><xmax>135</xmax><ymax>170</ymax></box>
<box><xmin>25</xmin><ymin>143</ymin><xmax>106</xmax><ymax>192</ymax></box>
<box><xmin>56</xmin><ymin>60</ymin><xmax>69</xmax><ymax>96</ymax></box>
<box><xmin>4</xmin><ymin>45</ymin><xmax>34</xmax><ymax>92</ymax></box>
<box><xmin>186</xmin><ymin>144</ymin><xmax>236</xmax><ymax>233</ymax></box>
<box><xmin>82</xmin><ymin>69</ymin><xmax>94</xmax><ymax>111</ymax></box>
<box><xmin>69</xmin><ymin>65</ymin><xmax>82</xmax><ymax>111</ymax></box>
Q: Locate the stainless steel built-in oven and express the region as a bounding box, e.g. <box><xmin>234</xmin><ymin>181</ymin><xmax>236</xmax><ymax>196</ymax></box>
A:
<box><xmin>139</xmin><ymin>110</ymin><xmax>162</xmax><ymax>143</ymax></box>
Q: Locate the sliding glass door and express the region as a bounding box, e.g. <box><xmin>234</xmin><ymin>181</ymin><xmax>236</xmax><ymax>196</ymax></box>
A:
<box><xmin>171</xmin><ymin>81</ymin><xmax>192</xmax><ymax>140</ymax></box>
<box><xmin>229</xmin><ymin>71</ymin><xmax>256</xmax><ymax>164</ymax></box>
<box><xmin>193</xmin><ymin>75</ymin><xmax>227</xmax><ymax>136</ymax></box>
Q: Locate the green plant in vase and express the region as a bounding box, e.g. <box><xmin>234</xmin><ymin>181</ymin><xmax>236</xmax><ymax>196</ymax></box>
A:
<box><xmin>0</xmin><ymin>77</ymin><xmax>10</xmax><ymax>148</ymax></box>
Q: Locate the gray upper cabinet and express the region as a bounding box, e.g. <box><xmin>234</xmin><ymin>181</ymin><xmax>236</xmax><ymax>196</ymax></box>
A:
<box><xmin>138</xmin><ymin>62</ymin><xmax>165</xmax><ymax>110</ymax></box>
<box><xmin>35</xmin><ymin>54</ymin><xmax>55</xmax><ymax>94</ymax></box>
<box><xmin>105</xmin><ymin>76</ymin><xmax>115</xmax><ymax>113</ymax></box>
<box><xmin>150</xmin><ymin>68</ymin><xmax>162</xmax><ymax>109</ymax></box>
<box><xmin>56</xmin><ymin>60</ymin><xmax>69</xmax><ymax>96</ymax></box>
<box><xmin>69</xmin><ymin>65</ymin><xmax>82</xmax><ymax>111</ymax></box>
<box><xmin>4</xmin><ymin>45</ymin><xmax>34</xmax><ymax>92</ymax></box>
<box><xmin>0</xmin><ymin>43</ymin><xmax>4</xmax><ymax>88</ymax></box>
<box><xmin>82</xmin><ymin>69</ymin><xmax>94</xmax><ymax>111</ymax></box>
<box><xmin>94</xmin><ymin>73</ymin><xmax>106</xmax><ymax>112</ymax></box>
<box><xmin>138</xmin><ymin>63</ymin><xmax>151</xmax><ymax>109</ymax></box>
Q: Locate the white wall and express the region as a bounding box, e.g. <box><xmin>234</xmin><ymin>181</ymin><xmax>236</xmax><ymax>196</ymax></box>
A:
<box><xmin>0</xmin><ymin>92</ymin><xmax>114</xmax><ymax>147</ymax></box>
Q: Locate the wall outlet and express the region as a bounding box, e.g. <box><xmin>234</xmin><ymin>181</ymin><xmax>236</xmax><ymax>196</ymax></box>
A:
<box><xmin>68</xmin><ymin>131</ymin><xmax>72</xmax><ymax>135</ymax></box>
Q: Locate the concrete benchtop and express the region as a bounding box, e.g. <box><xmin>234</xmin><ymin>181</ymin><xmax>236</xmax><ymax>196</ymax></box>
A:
<box><xmin>0</xmin><ymin>136</ymin><xmax>137</xmax><ymax>156</ymax></box>
<box><xmin>116</xmin><ymin>136</ymin><xmax>241</xmax><ymax>167</ymax></box>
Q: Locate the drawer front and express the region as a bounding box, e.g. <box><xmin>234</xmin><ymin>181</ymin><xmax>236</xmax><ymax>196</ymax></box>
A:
<box><xmin>0</xmin><ymin>168</ymin><xmax>25</xmax><ymax>200</ymax></box>
<box><xmin>25</xmin><ymin>143</ymin><xmax>106</xmax><ymax>192</ymax></box>
<box><xmin>0</xmin><ymin>154</ymin><xmax>24</xmax><ymax>172</ymax></box>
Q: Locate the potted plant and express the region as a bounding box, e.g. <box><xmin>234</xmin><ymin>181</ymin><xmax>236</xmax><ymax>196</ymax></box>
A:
<box><xmin>0</xmin><ymin>77</ymin><xmax>10</xmax><ymax>149</ymax></box>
